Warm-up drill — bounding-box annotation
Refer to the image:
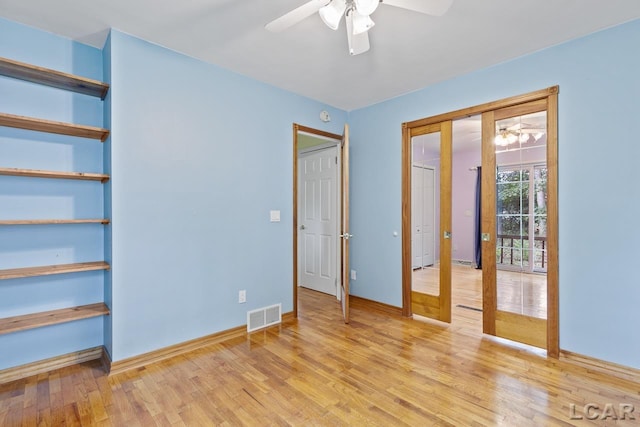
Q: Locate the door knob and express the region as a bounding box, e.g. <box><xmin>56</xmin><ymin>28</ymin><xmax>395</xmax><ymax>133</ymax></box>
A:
<box><xmin>300</xmin><ymin>224</ymin><xmax>306</xmax><ymax>230</ymax></box>
<box><xmin>340</xmin><ymin>233</ymin><xmax>353</xmax><ymax>240</ymax></box>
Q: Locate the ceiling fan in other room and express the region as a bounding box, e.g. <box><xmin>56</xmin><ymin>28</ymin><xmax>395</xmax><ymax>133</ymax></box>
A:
<box><xmin>265</xmin><ymin>0</ymin><xmax>454</xmax><ymax>56</ymax></box>
<box><xmin>495</xmin><ymin>123</ymin><xmax>547</xmax><ymax>147</ymax></box>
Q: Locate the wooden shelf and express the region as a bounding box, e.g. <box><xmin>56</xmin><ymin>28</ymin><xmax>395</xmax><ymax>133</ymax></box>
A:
<box><xmin>0</xmin><ymin>261</ymin><xmax>110</xmax><ymax>281</ymax></box>
<box><xmin>0</xmin><ymin>219</ymin><xmax>110</xmax><ymax>225</ymax></box>
<box><xmin>0</xmin><ymin>303</ymin><xmax>109</xmax><ymax>336</ymax></box>
<box><xmin>0</xmin><ymin>167</ymin><xmax>109</xmax><ymax>182</ymax></box>
<box><xmin>0</xmin><ymin>57</ymin><xmax>109</xmax><ymax>99</ymax></box>
<box><xmin>0</xmin><ymin>112</ymin><xmax>109</xmax><ymax>142</ymax></box>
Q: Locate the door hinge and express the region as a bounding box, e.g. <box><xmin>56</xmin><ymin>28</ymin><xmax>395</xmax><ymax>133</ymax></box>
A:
<box><xmin>335</xmin><ymin>156</ymin><xmax>338</xmax><ymax>164</ymax></box>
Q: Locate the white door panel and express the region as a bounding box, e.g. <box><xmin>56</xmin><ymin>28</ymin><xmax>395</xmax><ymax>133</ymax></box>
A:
<box><xmin>304</xmin><ymin>234</ymin><xmax>316</xmax><ymax>275</ymax></box>
<box><xmin>298</xmin><ymin>147</ymin><xmax>338</xmax><ymax>295</ymax></box>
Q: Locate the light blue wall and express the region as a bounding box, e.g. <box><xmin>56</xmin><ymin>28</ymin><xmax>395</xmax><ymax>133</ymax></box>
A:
<box><xmin>0</xmin><ymin>18</ymin><xmax>106</xmax><ymax>369</ymax></box>
<box><xmin>2</xmin><ymin>13</ymin><xmax>638</xmax><ymax>372</ymax></box>
<box><xmin>348</xmin><ymin>19</ymin><xmax>640</xmax><ymax>369</ymax></box>
<box><xmin>108</xmin><ymin>30</ymin><xmax>346</xmax><ymax>361</ymax></box>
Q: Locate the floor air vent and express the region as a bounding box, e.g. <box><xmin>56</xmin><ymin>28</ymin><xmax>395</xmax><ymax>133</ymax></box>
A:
<box><xmin>247</xmin><ymin>303</ymin><xmax>282</xmax><ymax>332</ymax></box>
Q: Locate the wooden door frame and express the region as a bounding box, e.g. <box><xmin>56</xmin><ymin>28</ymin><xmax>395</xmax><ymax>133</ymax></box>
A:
<box><xmin>292</xmin><ymin>124</ymin><xmax>343</xmax><ymax>318</ymax></box>
<box><xmin>401</xmin><ymin>86</ymin><xmax>559</xmax><ymax>357</ymax></box>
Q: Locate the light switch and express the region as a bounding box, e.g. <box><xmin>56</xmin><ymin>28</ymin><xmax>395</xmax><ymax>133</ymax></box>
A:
<box><xmin>270</xmin><ymin>210</ymin><xmax>281</xmax><ymax>222</ymax></box>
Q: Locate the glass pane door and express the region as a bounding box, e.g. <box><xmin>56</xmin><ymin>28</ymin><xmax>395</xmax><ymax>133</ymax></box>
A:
<box><xmin>495</xmin><ymin>111</ymin><xmax>547</xmax><ymax>320</ymax></box>
<box><xmin>480</xmin><ymin>106</ymin><xmax>549</xmax><ymax>350</ymax></box>
<box><xmin>408</xmin><ymin>121</ymin><xmax>452</xmax><ymax>322</ymax></box>
<box><xmin>533</xmin><ymin>165</ymin><xmax>548</xmax><ymax>273</ymax></box>
<box><xmin>412</xmin><ymin>132</ymin><xmax>440</xmax><ymax>297</ymax></box>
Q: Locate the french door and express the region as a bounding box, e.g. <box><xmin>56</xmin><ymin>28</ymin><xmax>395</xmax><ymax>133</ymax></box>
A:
<box><xmin>482</xmin><ymin>97</ymin><xmax>558</xmax><ymax>354</ymax></box>
<box><xmin>402</xmin><ymin>87</ymin><xmax>558</xmax><ymax>357</ymax></box>
<box><xmin>403</xmin><ymin>121</ymin><xmax>452</xmax><ymax>323</ymax></box>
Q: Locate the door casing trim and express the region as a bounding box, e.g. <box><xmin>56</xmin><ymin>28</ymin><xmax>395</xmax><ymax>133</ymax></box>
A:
<box><xmin>293</xmin><ymin>124</ymin><xmax>342</xmax><ymax>318</ymax></box>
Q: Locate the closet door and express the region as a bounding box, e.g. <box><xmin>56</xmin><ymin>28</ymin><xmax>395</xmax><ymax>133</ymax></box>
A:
<box><xmin>412</xmin><ymin>166</ymin><xmax>435</xmax><ymax>269</ymax></box>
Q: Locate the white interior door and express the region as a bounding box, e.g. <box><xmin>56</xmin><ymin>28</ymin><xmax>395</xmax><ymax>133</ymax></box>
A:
<box><xmin>422</xmin><ymin>167</ymin><xmax>435</xmax><ymax>267</ymax></box>
<box><xmin>412</xmin><ymin>165</ymin><xmax>435</xmax><ymax>268</ymax></box>
<box><xmin>298</xmin><ymin>147</ymin><xmax>338</xmax><ymax>295</ymax></box>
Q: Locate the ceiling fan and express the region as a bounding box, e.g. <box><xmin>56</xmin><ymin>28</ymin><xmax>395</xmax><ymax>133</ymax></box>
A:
<box><xmin>265</xmin><ymin>0</ymin><xmax>454</xmax><ymax>55</ymax></box>
<box><xmin>495</xmin><ymin>123</ymin><xmax>546</xmax><ymax>146</ymax></box>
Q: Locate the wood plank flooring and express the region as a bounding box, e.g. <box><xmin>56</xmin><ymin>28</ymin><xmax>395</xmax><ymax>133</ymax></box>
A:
<box><xmin>1</xmin><ymin>288</ymin><xmax>639</xmax><ymax>426</ymax></box>
<box><xmin>413</xmin><ymin>264</ymin><xmax>547</xmax><ymax>319</ymax></box>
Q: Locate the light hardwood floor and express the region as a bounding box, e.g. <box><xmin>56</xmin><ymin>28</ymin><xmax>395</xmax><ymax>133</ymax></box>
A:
<box><xmin>1</xmin><ymin>288</ymin><xmax>639</xmax><ymax>426</ymax></box>
<box><xmin>413</xmin><ymin>263</ymin><xmax>547</xmax><ymax>320</ymax></box>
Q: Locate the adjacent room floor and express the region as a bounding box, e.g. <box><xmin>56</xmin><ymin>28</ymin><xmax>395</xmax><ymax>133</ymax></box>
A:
<box><xmin>413</xmin><ymin>264</ymin><xmax>547</xmax><ymax>320</ymax></box>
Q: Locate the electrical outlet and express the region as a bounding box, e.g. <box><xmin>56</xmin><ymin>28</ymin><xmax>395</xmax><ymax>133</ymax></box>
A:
<box><xmin>238</xmin><ymin>290</ymin><xmax>246</xmax><ymax>303</ymax></box>
<box><xmin>350</xmin><ymin>270</ymin><xmax>357</xmax><ymax>281</ymax></box>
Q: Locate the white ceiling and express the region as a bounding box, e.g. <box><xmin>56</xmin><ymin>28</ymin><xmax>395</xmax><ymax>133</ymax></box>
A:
<box><xmin>1</xmin><ymin>0</ymin><xmax>639</xmax><ymax>111</ymax></box>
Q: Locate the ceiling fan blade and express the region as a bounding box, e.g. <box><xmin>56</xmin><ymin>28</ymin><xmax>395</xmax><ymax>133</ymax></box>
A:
<box><xmin>519</xmin><ymin>128</ymin><xmax>546</xmax><ymax>134</ymax></box>
<box><xmin>507</xmin><ymin>122</ymin><xmax>545</xmax><ymax>132</ymax></box>
<box><xmin>346</xmin><ymin>12</ymin><xmax>370</xmax><ymax>55</ymax></box>
<box><xmin>381</xmin><ymin>0</ymin><xmax>453</xmax><ymax>16</ymax></box>
<box><xmin>265</xmin><ymin>0</ymin><xmax>329</xmax><ymax>32</ymax></box>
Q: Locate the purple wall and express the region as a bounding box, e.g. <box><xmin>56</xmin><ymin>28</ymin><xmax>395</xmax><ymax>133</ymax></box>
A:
<box><xmin>452</xmin><ymin>148</ymin><xmax>481</xmax><ymax>262</ymax></box>
<box><xmin>450</xmin><ymin>136</ymin><xmax>546</xmax><ymax>263</ymax></box>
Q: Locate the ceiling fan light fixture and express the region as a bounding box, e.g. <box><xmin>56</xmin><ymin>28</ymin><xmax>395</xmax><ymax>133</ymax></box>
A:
<box><xmin>319</xmin><ymin>0</ymin><xmax>347</xmax><ymax>30</ymax></box>
<box><xmin>352</xmin><ymin>10</ymin><xmax>375</xmax><ymax>35</ymax></box>
<box><xmin>494</xmin><ymin>128</ymin><xmax>517</xmax><ymax>146</ymax></box>
<box><xmin>494</xmin><ymin>135</ymin><xmax>508</xmax><ymax>146</ymax></box>
<box><xmin>266</xmin><ymin>0</ymin><xmax>452</xmax><ymax>56</ymax></box>
<box><xmin>354</xmin><ymin>0</ymin><xmax>379</xmax><ymax>16</ymax></box>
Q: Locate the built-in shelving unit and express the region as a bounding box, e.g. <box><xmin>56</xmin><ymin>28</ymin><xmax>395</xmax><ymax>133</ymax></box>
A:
<box><xmin>0</xmin><ymin>57</ymin><xmax>109</xmax><ymax>99</ymax></box>
<box><xmin>0</xmin><ymin>112</ymin><xmax>109</xmax><ymax>142</ymax></box>
<box><xmin>0</xmin><ymin>261</ymin><xmax>110</xmax><ymax>281</ymax></box>
<box><xmin>0</xmin><ymin>167</ymin><xmax>109</xmax><ymax>182</ymax></box>
<box><xmin>0</xmin><ymin>56</ymin><xmax>110</xmax><ymax>351</ymax></box>
<box><xmin>0</xmin><ymin>303</ymin><xmax>110</xmax><ymax>336</ymax></box>
<box><xmin>0</xmin><ymin>219</ymin><xmax>110</xmax><ymax>225</ymax></box>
